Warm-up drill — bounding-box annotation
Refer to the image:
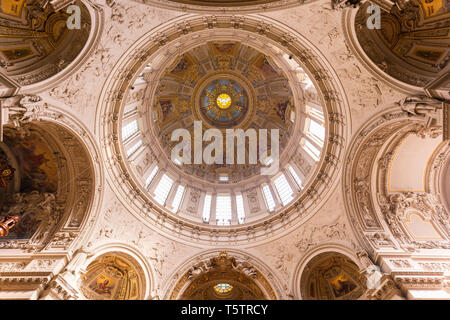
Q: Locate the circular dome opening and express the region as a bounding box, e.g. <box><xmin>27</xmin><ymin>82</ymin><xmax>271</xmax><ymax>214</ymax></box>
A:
<box><xmin>199</xmin><ymin>78</ymin><xmax>250</xmax><ymax>127</ymax></box>
<box><xmin>216</xmin><ymin>94</ymin><xmax>232</xmax><ymax>110</ymax></box>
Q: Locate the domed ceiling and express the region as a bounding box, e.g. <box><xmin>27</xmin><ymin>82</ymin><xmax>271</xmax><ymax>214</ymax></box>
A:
<box><xmin>0</xmin><ymin>0</ymin><xmax>91</xmax><ymax>86</ymax></box>
<box><xmin>80</xmin><ymin>253</ymin><xmax>145</xmax><ymax>300</ymax></box>
<box><xmin>355</xmin><ymin>0</ymin><xmax>450</xmax><ymax>88</ymax></box>
<box><xmin>153</xmin><ymin>41</ymin><xmax>294</xmax><ymax>183</ymax></box>
<box><xmin>164</xmin><ymin>0</ymin><xmax>281</xmax><ymax>6</ymax></box>
<box><xmin>300</xmin><ymin>252</ymin><xmax>366</xmax><ymax>300</ymax></box>
<box><xmin>118</xmin><ymin>30</ymin><xmax>330</xmax><ymax>229</ymax></box>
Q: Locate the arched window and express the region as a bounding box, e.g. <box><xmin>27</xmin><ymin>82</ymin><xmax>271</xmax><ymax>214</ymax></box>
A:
<box><xmin>235</xmin><ymin>194</ymin><xmax>245</xmax><ymax>224</ymax></box>
<box><xmin>274</xmin><ymin>173</ymin><xmax>294</xmax><ymax>206</ymax></box>
<box><xmin>126</xmin><ymin>139</ymin><xmax>142</xmax><ymax>157</ymax></box>
<box><xmin>202</xmin><ymin>193</ymin><xmax>212</xmax><ymax>223</ymax></box>
<box><xmin>171</xmin><ymin>185</ymin><xmax>185</xmax><ymax>213</ymax></box>
<box><xmin>154</xmin><ymin>174</ymin><xmax>174</xmax><ymax>205</ymax></box>
<box><xmin>216</xmin><ymin>195</ymin><xmax>232</xmax><ymax>226</ymax></box>
<box><xmin>145</xmin><ymin>166</ymin><xmax>159</xmax><ymax>189</ymax></box>
<box><xmin>262</xmin><ymin>184</ymin><xmax>276</xmax><ymax>212</ymax></box>
<box><xmin>122</xmin><ymin>120</ymin><xmax>139</xmax><ymax>141</ymax></box>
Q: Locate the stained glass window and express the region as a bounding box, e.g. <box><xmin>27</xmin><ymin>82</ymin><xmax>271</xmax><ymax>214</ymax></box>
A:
<box><xmin>214</xmin><ymin>283</ymin><xmax>233</xmax><ymax>295</ymax></box>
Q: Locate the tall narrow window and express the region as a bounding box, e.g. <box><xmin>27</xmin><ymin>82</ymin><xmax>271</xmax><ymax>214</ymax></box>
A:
<box><xmin>235</xmin><ymin>194</ymin><xmax>245</xmax><ymax>224</ymax></box>
<box><xmin>288</xmin><ymin>165</ymin><xmax>303</xmax><ymax>189</ymax></box>
<box><xmin>303</xmin><ymin>139</ymin><xmax>320</xmax><ymax>161</ymax></box>
<box><xmin>307</xmin><ymin>105</ymin><xmax>324</xmax><ymax>122</ymax></box>
<box><xmin>203</xmin><ymin>194</ymin><xmax>212</xmax><ymax>223</ymax></box>
<box><xmin>303</xmin><ymin>76</ymin><xmax>313</xmax><ymax>89</ymax></box>
<box><xmin>171</xmin><ymin>185</ymin><xmax>185</xmax><ymax>213</ymax></box>
<box><xmin>308</xmin><ymin>119</ymin><xmax>325</xmax><ymax>143</ymax></box>
<box><xmin>262</xmin><ymin>185</ymin><xmax>275</xmax><ymax>212</ymax></box>
<box><xmin>122</xmin><ymin>120</ymin><xmax>138</xmax><ymax>141</ymax></box>
<box><xmin>145</xmin><ymin>166</ymin><xmax>159</xmax><ymax>189</ymax></box>
<box><xmin>216</xmin><ymin>195</ymin><xmax>231</xmax><ymax>226</ymax></box>
<box><xmin>126</xmin><ymin>140</ymin><xmax>142</xmax><ymax>157</ymax></box>
<box><xmin>274</xmin><ymin>174</ymin><xmax>294</xmax><ymax>206</ymax></box>
<box><xmin>154</xmin><ymin>174</ymin><xmax>173</xmax><ymax>205</ymax></box>
<box><xmin>124</xmin><ymin>105</ymin><xmax>138</xmax><ymax>115</ymax></box>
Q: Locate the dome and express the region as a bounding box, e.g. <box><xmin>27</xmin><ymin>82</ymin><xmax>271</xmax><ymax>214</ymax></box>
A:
<box><xmin>149</xmin><ymin>42</ymin><xmax>295</xmax><ymax>183</ymax></box>
<box><xmin>120</xmin><ymin>39</ymin><xmax>327</xmax><ymax>227</ymax></box>
<box><xmin>163</xmin><ymin>0</ymin><xmax>281</xmax><ymax>6</ymax></box>
<box><xmin>0</xmin><ymin>0</ymin><xmax>92</xmax><ymax>87</ymax></box>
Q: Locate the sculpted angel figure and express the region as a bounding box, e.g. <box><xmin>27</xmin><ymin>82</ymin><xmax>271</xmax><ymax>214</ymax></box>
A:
<box><xmin>241</xmin><ymin>266</ymin><xmax>258</xmax><ymax>278</ymax></box>
<box><xmin>0</xmin><ymin>95</ymin><xmax>42</xmax><ymax>127</ymax></box>
<box><xmin>187</xmin><ymin>260</ymin><xmax>211</xmax><ymax>279</ymax></box>
<box><xmin>187</xmin><ymin>266</ymin><xmax>201</xmax><ymax>279</ymax></box>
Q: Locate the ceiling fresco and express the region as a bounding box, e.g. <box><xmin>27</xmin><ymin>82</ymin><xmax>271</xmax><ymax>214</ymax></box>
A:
<box><xmin>300</xmin><ymin>252</ymin><xmax>366</xmax><ymax>300</ymax></box>
<box><xmin>0</xmin><ymin>0</ymin><xmax>91</xmax><ymax>86</ymax></box>
<box><xmin>153</xmin><ymin>41</ymin><xmax>294</xmax><ymax>183</ymax></box>
<box><xmin>355</xmin><ymin>0</ymin><xmax>449</xmax><ymax>88</ymax></box>
<box><xmin>81</xmin><ymin>254</ymin><xmax>145</xmax><ymax>300</ymax></box>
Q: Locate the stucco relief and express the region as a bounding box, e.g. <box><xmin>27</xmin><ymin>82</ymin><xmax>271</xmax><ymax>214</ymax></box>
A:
<box><xmin>378</xmin><ymin>192</ymin><xmax>450</xmax><ymax>251</ymax></box>
<box><xmin>88</xmin><ymin>185</ymin><xmax>198</xmax><ymax>284</ymax></box>
<box><xmin>47</xmin><ymin>0</ymin><xmax>182</xmax><ymax>123</ymax></box>
<box><xmin>251</xmin><ymin>190</ymin><xmax>360</xmax><ymax>290</ymax></box>
<box><xmin>267</xmin><ymin>3</ymin><xmax>403</xmax><ymax>112</ymax></box>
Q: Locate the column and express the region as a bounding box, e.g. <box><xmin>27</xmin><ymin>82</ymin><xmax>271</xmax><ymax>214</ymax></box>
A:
<box><xmin>165</xmin><ymin>181</ymin><xmax>179</xmax><ymax>212</ymax></box>
<box><xmin>231</xmin><ymin>192</ymin><xmax>238</xmax><ymax>225</ymax></box>
<box><xmin>210</xmin><ymin>193</ymin><xmax>217</xmax><ymax>225</ymax></box>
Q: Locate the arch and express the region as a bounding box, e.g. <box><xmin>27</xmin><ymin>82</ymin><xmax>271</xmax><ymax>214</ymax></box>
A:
<box><xmin>292</xmin><ymin>243</ymin><xmax>364</xmax><ymax>299</ymax></box>
<box><xmin>0</xmin><ymin>0</ymin><xmax>104</xmax><ymax>93</ymax></box>
<box><xmin>343</xmin><ymin>1</ymin><xmax>450</xmax><ymax>97</ymax></box>
<box><xmin>129</xmin><ymin>0</ymin><xmax>314</xmax><ymax>14</ymax></box>
<box><xmin>0</xmin><ymin>102</ymin><xmax>103</xmax><ymax>253</ymax></box>
<box><xmin>298</xmin><ymin>251</ymin><xmax>366</xmax><ymax>300</ymax></box>
<box><xmin>342</xmin><ymin>104</ymin><xmax>449</xmax><ymax>255</ymax></box>
<box><xmin>426</xmin><ymin>140</ymin><xmax>450</xmax><ymax>213</ymax></box>
<box><xmin>79</xmin><ymin>242</ymin><xmax>154</xmax><ymax>300</ymax></box>
<box><xmin>164</xmin><ymin>249</ymin><xmax>283</xmax><ymax>300</ymax></box>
